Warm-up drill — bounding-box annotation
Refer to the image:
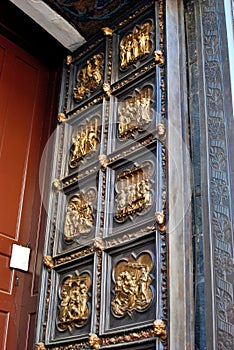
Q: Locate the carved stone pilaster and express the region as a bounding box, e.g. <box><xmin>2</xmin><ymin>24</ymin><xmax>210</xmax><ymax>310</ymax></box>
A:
<box><xmin>185</xmin><ymin>0</ymin><xmax>234</xmax><ymax>348</ymax></box>
<box><xmin>200</xmin><ymin>1</ymin><xmax>234</xmax><ymax>347</ymax></box>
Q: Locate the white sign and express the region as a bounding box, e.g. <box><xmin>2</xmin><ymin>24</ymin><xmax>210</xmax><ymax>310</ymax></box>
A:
<box><xmin>10</xmin><ymin>244</ymin><xmax>31</xmax><ymax>271</ymax></box>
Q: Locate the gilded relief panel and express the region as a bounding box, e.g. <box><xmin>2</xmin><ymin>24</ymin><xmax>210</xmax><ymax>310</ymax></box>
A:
<box><xmin>69</xmin><ymin>116</ymin><xmax>100</xmax><ymax>170</ymax></box>
<box><xmin>114</xmin><ymin>163</ymin><xmax>153</xmax><ymax>224</ymax></box>
<box><xmin>55</xmin><ymin>174</ymin><xmax>98</xmax><ymax>254</ymax></box>
<box><xmin>64</xmin><ymin>104</ymin><xmax>103</xmax><ymax>177</ymax></box>
<box><xmin>111</xmin><ymin>252</ymin><xmax>153</xmax><ymax>317</ymax></box>
<box><xmin>117</xmin><ymin>86</ymin><xmax>153</xmax><ymax>140</ymax></box>
<box><xmin>108</xmin><ymin>71</ymin><xmax>157</xmax><ymax>154</ymax></box>
<box><xmin>46</xmin><ymin>255</ymin><xmax>95</xmax><ymax>344</ymax></box>
<box><xmin>73</xmin><ymin>53</ymin><xmax>104</xmax><ymax>102</ymax></box>
<box><xmin>100</xmin><ymin>236</ymin><xmax>156</xmax><ymax>335</ymax></box>
<box><xmin>119</xmin><ymin>21</ymin><xmax>152</xmax><ymax>70</ymax></box>
<box><xmin>111</xmin><ymin>3</ymin><xmax>159</xmax><ymax>83</ymax></box>
<box><xmin>65</xmin><ymin>40</ymin><xmax>106</xmax><ymax>113</ymax></box>
<box><xmin>57</xmin><ymin>272</ymin><xmax>91</xmax><ymax>331</ymax></box>
<box><xmin>104</xmin><ymin>149</ymin><xmax>157</xmax><ymax>238</ymax></box>
<box><xmin>63</xmin><ymin>189</ymin><xmax>96</xmax><ymax>244</ymax></box>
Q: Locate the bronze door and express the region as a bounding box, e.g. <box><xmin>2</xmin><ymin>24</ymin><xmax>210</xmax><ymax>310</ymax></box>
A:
<box><xmin>36</xmin><ymin>1</ymin><xmax>168</xmax><ymax>349</ymax></box>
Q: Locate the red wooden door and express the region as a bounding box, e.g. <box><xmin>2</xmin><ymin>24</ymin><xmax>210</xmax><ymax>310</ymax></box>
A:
<box><xmin>0</xmin><ymin>34</ymin><xmax>56</xmax><ymax>349</ymax></box>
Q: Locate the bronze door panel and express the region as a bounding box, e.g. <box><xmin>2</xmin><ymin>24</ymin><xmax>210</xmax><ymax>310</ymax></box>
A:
<box><xmin>37</xmin><ymin>1</ymin><xmax>167</xmax><ymax>349</ymax></box>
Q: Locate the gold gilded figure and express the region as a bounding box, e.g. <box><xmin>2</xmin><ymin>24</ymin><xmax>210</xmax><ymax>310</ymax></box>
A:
<box><xmin>74</xmin><ymin>54</ymin><xmax>103</xmax><ymax>101</ymax></box>
<box><xmin>111</xmin><ymin>253</ymin><xmax>153</xmax><ymax>317</ymax></box>
<box><xmin>64</xmin><ymin>191</ymin><xmax>95</xmax><ymax>243</ymax></box>
<box><xmin>120</xmin><ymin>21</ymin><xmax>152</xmax><ymax>69</ymax></box>
<box><xmin>69</xmin><ymin>118</ymin><xmax>99</xmax><ymax>168</ymax></box>
<box><xmin>115</xmin><ymin>172</ymin><xmax>152</xmax><ymax>223</ymax></box>
<box><xmin>57</xmin><ymin>273</ymin><xmax>91</xmax><ymax>332</ymax></box>
<box><xmin>118</xmin><ymin>87</ymin><xmax>153</xmax><ymax>140</ymax></box>
<box><xmin>88</xmin><ymin>333</ymin><xmax>101</xmax><ymax>350</ymax></box>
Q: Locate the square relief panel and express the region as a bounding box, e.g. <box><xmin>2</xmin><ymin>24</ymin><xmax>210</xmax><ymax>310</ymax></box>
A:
<box><xmin>111</xmin><ymin>3</ymin><xmax>159</xmax><ymax>84</ymax></box>
<box><xmin>54</xmin><ymin>173</ymin><xmax>100</xmax><ymax>255</ymax></box>
<box><xmin>107</xmin><ymin>71</ymin><xmax>158</xmax><ymax>155</ymax></box>
<box><xmin>46</xmin><ymin>255</ymin><xmax>95</xmax><ymax>345</ymax></box>
<box><xmin>66</xmin><ymin>40</ymin><xmax>106</xmax><ymax>113</ymax></box>
<box><xmin>63</xmin><ymin>103</ymin><xmax>104</xmax><ymax>178</ymax></box>
<box><xmin>104</xmin><ymin>147</ymin><xmax>157</xmax><ymax>238</ymax></box>
<box><xmin>100</xmin><ymin>236</ymin><xmax>157</xmax><ymax>335</ymax></box>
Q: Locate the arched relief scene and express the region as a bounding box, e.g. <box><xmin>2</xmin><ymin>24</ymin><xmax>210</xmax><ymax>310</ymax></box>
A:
<box><xmin>46</xmin><ymin>256</ymin><xmax>95</xmax><ymax>344</ymax></box>
<box><xmin>73</xmin><ymin>53</ymin><xmax>104</xmax><ymax>102</ymax></box>
<box><xmin>117</xmin><ymin>86</ymin><xmax>154</xmax><ymax>140</ymax></box>
<box><xmin>63</xmin><ymin>189</ymin><xmax>96</xmax><ymax>244</ymax></box>
<box><xmin>55</xmin><ymin>175</ymin><xmax>99</xmax><ymax>255</ymax></box>
<box><xmin>111</xmin><ymin>2</ymin><xmax>159</xmax><ymax>83</ymax></box>
<box><xmin>111</xmin><ymin>251</ymin><xmax>154</xmax><ymax>317</ymax></box>
<box><xmin>114</xmin><ymin>161</ymin><xmax>154</xmax><ymax>224</ymax></box>
<box><xmin>100</xmin><ymin>236</ymin><xmax>157</xmax><ymax>335</ymax></box>
<box><xmin>104</xmin><ymin>154</ymin><xmax>157</xmax><ymax>238</ymax></box>
<box><xmin>119</xmin><ymin>21</ymin><xmax>153</xmax><ymax>71</ymax></box>
<box><xmin>57</xmin><ymin>272</ymin><xmax>91</xmax><ymax>332</ymax></box>
<box><xmin>68</xmin><ymin>115</ymin><xmax>101</xmax><ymax>171</ymax></box>
<box><xmin>107</xmin><ymin>70</ymin><xmax>159</xmax><ymax>155</ymax></box>
<box><xmin>65</xmin><ymin>39</ymin><xmax>107</xmax><ymax>112</ymax></box>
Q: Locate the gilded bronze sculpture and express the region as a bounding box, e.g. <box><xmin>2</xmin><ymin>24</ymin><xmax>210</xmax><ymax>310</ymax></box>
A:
<box><xmin>69</xmin><ymin>117</ymin><xmax>100</xmax><ymax>168</ymax></box>
<box><xmin>120</xmin><ymin>21</ymin><xmax>152</xmax><ymax>70</ymax></box>
<box><xmin>64</xmin><ymin>190</ymin><xmax>95</xmax><ymax>243</ymax></box>
<box><xmin>153</xmin><ymin>319</ymin><xmax>167</xmax><ymax>340</ymax></box>
<box><xmin>74</xmin><ymin>54</ymin><xmax>103</xmax><ymax>101</ymax></box>
<box><xmin>57</xmin><ymin>273</ymin><xmax>91</xmax><ymax>332</ymax></box>
<box><xmin>88</xmin><ymin>333</ymin><xmax>101</xmax><ymax>350</ymax></box>
<box><xmin>118</xmin><ymin>87</ymin><xmax>153</xmax><ymax>140</ymax></box>
<box><xmin>111</xmin><ymin>252</ymin><xmax>153</xmax><ymax>317</ymax></box>
<box><xmin>115</xmin><ymin>163</ymin><xmax>153</xmax><ymax>223</ymax></box>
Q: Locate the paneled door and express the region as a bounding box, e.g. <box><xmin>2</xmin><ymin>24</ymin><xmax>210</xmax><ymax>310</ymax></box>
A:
<box><xmin>0</xmin><ymin>34</ymin><xmax>56</xmax><ymax>349</ymax></box>
<box><xmin>36</xmin><ymin>1</ymin><xmax>168</xmax><ymax>349</ymax></box>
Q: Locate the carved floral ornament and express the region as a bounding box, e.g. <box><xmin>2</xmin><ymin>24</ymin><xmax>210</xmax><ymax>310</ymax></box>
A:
<box><xmin>114</xmin><ymin>161</ymin><xmax>154</xmax><ymax>223</ymax></box>
<box><xmin>111</xmin><ymin>252</ymin><xmax>154</xmax><ymax>317</ymax></box>
<box><xmin>73</xmin><ymin>53</ymin><xmax>104</xmax><ymax>101</ymax></box>
<box><xmin>120</xmin><ymin>21</ymin><xmax>152</xmax><ymax>70</ymax></box>
<box><xmin>69</xmin><ymin>117</ymin><xmax>100</xmax><ymax>168</ymax></box>
<box><xmin>118</xmin><ymin>86</ymin><xmax>153</xmax><ymax>139</ymax></box>
<box><xmin>57</xmin><ymin>272</ymin><xmax>91</xmax><ymax>332</ymax></box>
<box><xmin>64</xmin><ymin>189</ymin><xmax>96</xmax><ymax>243</ymax></box>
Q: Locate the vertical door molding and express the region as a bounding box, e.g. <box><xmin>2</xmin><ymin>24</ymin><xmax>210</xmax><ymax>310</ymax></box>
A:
<box><xmin>166</xmin><ymin>1</ymin><xmax>194</xmax><ymax>349</ymax></box>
